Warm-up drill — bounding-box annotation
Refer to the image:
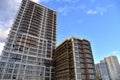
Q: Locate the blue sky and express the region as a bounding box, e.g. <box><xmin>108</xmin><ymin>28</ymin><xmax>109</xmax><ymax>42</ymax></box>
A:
<box><xmin>0</xmin><ymin>0</ymin><xmax>120</xmax><ymax>63</ymax></box>
<box><xmin>39</xmin><ymin>0</ymin><xmax>120</xmax><ymax>63</ymax></box>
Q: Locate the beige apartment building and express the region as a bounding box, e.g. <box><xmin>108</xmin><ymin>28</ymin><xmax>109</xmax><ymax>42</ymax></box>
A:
<box><xmin>105</xmin><ymin>56</ymin><xmax>120</xmax><ymax>80</ymax></box>
<box><xmin>96</xmin><ymin>56</ymin><xmax>120</xmax><ymax>80</ymax></box>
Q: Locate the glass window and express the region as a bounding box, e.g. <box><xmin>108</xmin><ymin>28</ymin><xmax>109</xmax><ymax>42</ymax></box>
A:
<box><xmin>15</xmin><ymin>64</ymin><xmax>19</xmax><ymax>68</ymax></box>
<box><xmin>28</xmin><ymin>56</ymin><xmax>36</xmax><ymax>61</ymax></box>
<box><xmin>0</xmin><ymin>73</ymin><xmax>3</xmax><ymax>78</ymax></box>
<box><xmin>86</xmin><ymin>59</ymin><xmax>92</xmax><ymax>63</ymax></box>
<box><xmin>2</xmin><ymin>52</ymin><xmax>9</xmax><ymax>57</ymax></box>
<box><xmin>88</xmin><ymin>69</ymin><xmax>94</xmax><ymax>73</ymax></box>
<box><xmin>81</xmin><ymin>69</ymin><xmax>85</xmax><ymax>73</ymax></box>
<box><xmin>75</xmin><ymin>52</ymin><xmax>79</xmax><ymax>57</ymax></box>
<box><xmin>84</xmin><ymin>50</ymin><xmax>91</xmax><ymax>53</ymax></box>
<box><xmin>80</xmin><ymin>64</ymin><xmax>85</xmax><ymax>68</ymax></box>
<box><xmin>45</xmin><ymin>73</ymin><xmax>50</xmax><ymax>76</ymax></box>
<box><xmin>23</xmin><ymin>56</ymin><xmax>27</xmax><ymax>60</ymax></box>
<box><xmin>0</xmin><ymin>68</ymin><xmax>4</xmax><ymax>73</ymax></box>
<box><xmin>88</xmin><ymin>64</ymin><xmax>93</xmax><ymax>68</ymax></box>
<box><xmin>86</xmin><ymin>54</ymin><xmax>92</xmax><ymax>58</ymax></box>
<box><xmin>46</xmin><ymin>68</ymin><xmax>50</xmax><ymax>72</ymax></box>
<box><xmin>13</xmin><ymin>69</ymin><xmax>18</xmax><ymax>74</ymax></box>
<box><xmin>5</xmin><ymin>68</ymin><xmax>13</xmax><ymax>73</ymax></box>
<box><xmin>81</xmin><ymin>75</ymin><xmax>86</xmax><ymax>79</ymax></box>
<box><xmin>76</xmin><ymin>68</ymin><xmax>81</xmax><ymax>73</ymax></box>
<box><xmin>45</xmin><ymin>77</ymin><xmax>49</xmax><ymax>80</ymax></box>
<box><xmin>75</xmin><ymin>57</ymin><xmax>79</xmax><ymax>61</ymax></box>
<box><xmin>80</xmin><ymin>58</ymin><xmax>84</xmax><ymax>62</ymax></box>
<box><xmin>76</xmin><ymin>63</ymin><xmax>80</xmax><ymax>68</ymax></box>
<box><xmin>3</xmin><ymin>74</ymin><xmax>11</xmax><ymax>79</ymax></box>
<box><xmin>0</xmin><ymin>62</ymin><xmax>6</xmax><ymax>67</ymax></box>
<box><xmin>89</xmin><ymin>75</ymin><xmax>95</xmax><ymax>79</ymax></box>
<box><xmin>7</xmin><ymin>63</ymin><xmax>14</xmax><ymax>68</ymax></box>
<box><xmin>77</xmin><ymin>74</ymin><xmax>81</xmax><ymax>79</ymax></box>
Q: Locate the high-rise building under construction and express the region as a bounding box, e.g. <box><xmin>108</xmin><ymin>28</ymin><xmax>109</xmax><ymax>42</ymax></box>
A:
<box><xmin>55</xmin><ymin>37</ymin><xmax>96</xmax><ymax>80</ymax></box>
<box><xmin>0</xmin><ymin>0</ymin><xmax>56</xmax><ymax>80</ymax></box>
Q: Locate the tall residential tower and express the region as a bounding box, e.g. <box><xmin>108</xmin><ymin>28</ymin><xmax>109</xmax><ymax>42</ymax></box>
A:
<box><xmin>0</xmin><ymin>0</ymin><xmax>56</xmax><ymax>80</ymax></box>
<box><xmin>55</xmin><ymin>37</ymin><xmax>96</xmax><ymax>80</ymax></box>
<box><xmin>95</xmin><ymin>60</ymin><xmax>110</xmax><ymax>80</ymax></box>
<box><xmin>95</xmin><ymin>56</ymin><xmax>120</xmax><ymax>80</ymax></box>
<box><xmin>105</xmin><ymin>56</ymin><xmax>120</xmax><ymax>80</ymax></box>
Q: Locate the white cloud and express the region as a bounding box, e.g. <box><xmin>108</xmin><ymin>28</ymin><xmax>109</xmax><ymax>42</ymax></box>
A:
<box><xmin>87</xmin><ymin>9</ymin><xmax>97</xmax><ymax>15</ymax></box>
<box><xmin>110</xmin><ymin>50</ymin><xmax>120</xmax><ymax>62</ymax></box>
<box><xmin>58</xmin><ymin>6</ymin><xmax>69</xmax><ymax>16</ymax></box>
<box><xmin>0</xmin><ymin>0</ymin><xmax>42</xmax><ymax>55</ymax></box>
<box><xmin>0</xmin><ymin>0</ymin><xmax>21</xmax><ymax>55</ymax></box>
<box><xmin>0</xmin><ymin>0</ymin><xmax>41</xmax><ymax>42</ymax></box>
<box><xmin>58</xmin><ymin>5</ymin><xmax>80</xmax><ymax>16</ymax></box>
<box><xmin>111</xmin><ymin>50</ymin><xmax>119</xmax><ymax>55</ymax></box>
<box><xmin>31</xmin><ymin>0</ymin><xmax>39</xmax><ymax>3</ymax></box>
<box><xmin>86</xmin><ymin>7</ymin><xmax>107</xmax><ymax>15</ymax></box>
<box><xmin>96</xmin><ymin>7</ymin><xmax>106</xmax><ymax>15</ymax></box>
<box><xmin>0</xmin><ymin>0</ymin><xmax>41</xmax><ymax>55</ymax></box>
<box><xmin>40</xmin><ymin>0</ymin><xmax>50</xmax><ymax>3</ymax></box>
<box><xmin>0</xmin><ymin>42</ymin><xmax>5</xmax><ymax>55</ymax></box>
<box><xmin>0</xmin><ymin>0</ymin><xmax>43</xmax><ymax>42</ymax></box>
<box><xmin>0</xmin><ymin>27</ymin><xmax>10</xmax><ymax>42</ymax></box>
<box><xmin>56</xmin><ymin>0</ymin><xmax>79</xmax><ymax>3</ymax></box>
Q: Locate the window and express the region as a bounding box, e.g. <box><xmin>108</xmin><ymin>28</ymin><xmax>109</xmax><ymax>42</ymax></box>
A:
<box><xmin>1</xmin><ymin>56</ymin><xmax>7</xmax><ymax>61</ymax></box>
<box><xmin>0</xmin><ymin>68</ymin><xmax>4</xmax><ymax>73</ymax></box>
<box><xmin>7</xmin><ymin>63</ymin><xmax>14</xmax><ymax>68</ymax></box>
<box><xmin>76</xmin><ymin>68</ymin><xmax>81</xmax><ymax>73</ymax></box>
<box><xmin>86</xmin><ymin>54</ymin><xmax>92</xmax><ymax>58</ymax></box>
<box><xmin>76</xmin><ymin>63</ymin><xmax>80</xmax><ymax>68</ymax></box>
<box><xmin>0</xmin><ymin>62</ymin><xmax>6</xmax><ymax>67</ymax></box>
<box><xmin>10</xmin><ymin>53</ymin><xmax>21</xmax><ymax>60</ymax></box>
<box><xmin>80</xmin><ymin>64</ymin><xmax>85</xmax><ymax>68</ymax></box>
<box><xmin>30</xmin><ymin>48</ymin><xmax>37</xmax><ymax>52</ymax></box>
<box><xmin>81</xmin><ymin>69</ymin><xmax>85</xmax><ymax>73</ymax></box>
<box><xmin>89</xmin><ymin>75</ymin><xmax>95</xmax><ymax>79</ymax></box>
<box><xmin>75</xmin><ymin>47</ymin><xmax>78</xmax><ymax>51</ymax></box>
<box><xmin>0</xmin><ymin>73</ymin><xmax>3</xmax><ymax>78</ymax></box>
<box><xmin>3</xmin><ymin>74</ymin><xmax>11</xmax><ymax>79</ymax></box>
<box><xmin>86</xmin><ymin>59</ymin><xmax>92</xmax><ymax>63</ymax></box>
<box><xmin>81</xmin><ymin>75</ymin><xmax>86</xmax><ymax>79</ymax></box>
<box><xmin>12</xmin><ymin>75</ymin><xmax>16</xmax><ymax>79</ymax></box>
<box><xmin>75</xmin><ymin>57</ymin><xmax>79</xmax><ymax>61</ymax></box>
<box><xmin>28</xmin><ymin>56</ymin><xmax>36</xmax><ymax>61</ymax></box>
<box><xmin>46</xmin><ymin>68</ymin><xmax>50</xmax><ymax>72</ymax></box>
<box><xmin>88</xmin><ymin>69</ymin><xmax>94</xmax><ymax>73</ymax></box>
<box><xmin>80</xmin><ymin>58</ymin><xmax>84</xmax><ymax>62</ymax></box>
<box><xmin>2</xmin><ymin>52</ymin><xmax>9</xmax><ymax>57</ymax></box>
<box><xmin>45</xmin><ymin>77</ymin><xmax>49</xmax><ymax>80</ymax></box>
<box><xmin>84</xmin><ymin>49</ymin><xmax>91</xmax><ymax>53</ymax></box>
<box><xmin>23</xmin><ymin>56</ymin><xmax>27</xmax><ymax>60</ymax></box>
<box><xmin>15</xmin><ymin>64</ymin><xmax>19</xmax><ymax>68</ymax></box>
<box><xmin>75</xmin><ymin>52</ymin><xmax>79</xmax><ymax>56</ymax></box>
<box><xmin>29</xmin><ymin>51</ymin><xmax>37</xmax><ymax>56</ymax></box>
<box><xmin>45</xmin><ymin>73</ymin><xmax>50</xmax><ymax>76</ymax></box>
<box><xmin>88</xmin><ymin>64</ymin><xmax>93</xmax><ymax>68</ymax></box>
<box><xmin>13</xmin><ymin>69</ymin><xmax>18</xmax><ymax>74</ymax></box>
<box><xmin>5</xmin><ymin>68</ymin><xmax>13</xmax><ymax>73</ymax></box>
<box><xmin>20</xmin><ymin>65</ymin><xmax>26</xmax><ymax>69</ymax></box>
<box><xmin>77</xmin><ymin>74</ymin><xmax>81</xmax><ymax>79</ymax></box>
<box><xmin>20</xmin><ymin>70</ymin><xmax>24</xmax><ymax>74</ymax></box>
